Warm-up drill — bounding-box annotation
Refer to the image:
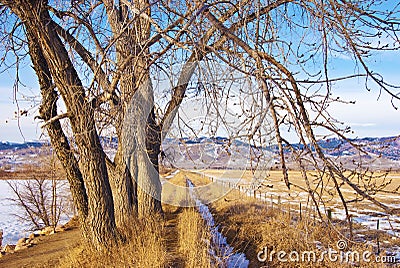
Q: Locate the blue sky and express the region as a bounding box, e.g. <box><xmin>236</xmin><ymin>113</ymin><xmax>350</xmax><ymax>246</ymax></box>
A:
<box><xmin>0</xmin><ymin>63</ymin><xmax>43</xmax><ymax>142</ymax></box>
<box><xmin>0</xmin><ymin>58</ymin><xmax>399</xmax><ymax>143</ymax></box>
<box><xmin>0</xmin><ymin>51</ymin><xmax>400</xmax><ymax>143</ymax></box>
<box><xmin>0</xmin><ymin>2</ymin><xmax>399</xmax><ymax>143</ymax></box>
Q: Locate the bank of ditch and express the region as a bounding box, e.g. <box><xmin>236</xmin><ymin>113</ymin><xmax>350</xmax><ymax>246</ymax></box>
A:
<box><xmin>208</xmin><ymin>186</ymin><xmax>398</xmax><ymax>267</ymax></box>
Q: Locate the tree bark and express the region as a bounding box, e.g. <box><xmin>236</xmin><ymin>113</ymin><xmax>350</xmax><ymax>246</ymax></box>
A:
<box><xmin>108</xmin><ymin>145</ymin><xmax>137</xmax><ymax>228</ymax></box>
<box><xmin>8</xmin><ymin>0</ymin><xmax>119</xmax><ymax>249</ymax></box>
<box><xmin>26</xmin><ymin>29</ymin><xmax>89</xmax><ymax>223</ymax></box>
<box><xmin>108</xmin><ymin>0</ymin><xmax>162</xmax><ymax>218</ymax></box>
<box><xmin>123</xmin><ymin>80</ymin><xmax>162</xmax><ymax>218</ymax></box>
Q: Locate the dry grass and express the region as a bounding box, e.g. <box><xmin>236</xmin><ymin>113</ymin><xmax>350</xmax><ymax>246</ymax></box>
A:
<box><xmin>211</xmin><ymin>189</ymin><xmax>393</xmax><ymax>267</ymax></box>
<box><xmin>201</xmin><ymin>169</ymin><xmax>400</xmax><ymax>194</ymax></box>
<box><xmin>59</xmin><ymin>217</ymin><xmax>168</xmax><ymax>268</ymax></box>
<box><xmin>177</xmin><ymin>208</ymin><xmax>210</xmax><ymax>268</ymax></box>
<box><xmin>162</xmin><ymin>170</ymin><xmax>212</xmax><ymax>207</ymax></box>
<box><xmin>200</xmin><ymin>169</ymin><xmax>400</xmax><ymax>219</ymax></box>
<box><xmin>34</xmin><ymin>169</ymin><xmax>400</xmax><ymax>267</ymax></box>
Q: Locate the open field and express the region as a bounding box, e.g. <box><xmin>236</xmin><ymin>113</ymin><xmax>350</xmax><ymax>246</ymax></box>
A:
<box><xmin>191</xmin><ymin>169</ymin><xmax>400</xmax><ymax>238</ymax></box>
<box><xmin>167</xmin><ymin>170</ymin><xmax>400</xmax><ymax>267</ymax></box>
<box><xmin>197</xmin><ymin>169</ymin><xmax>400</xmax><ymax>208</ymax></box>
<box><xmin>1</xmin><ymin>169</ymin><xmax>399</xmax><ymax>267</ymax></box>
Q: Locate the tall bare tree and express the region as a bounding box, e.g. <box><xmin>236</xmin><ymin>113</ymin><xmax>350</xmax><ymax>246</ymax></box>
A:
<box><xmin>0</xmin><ymin>0</ymin><xmax>399</xmax><ymax>250</ymax></box>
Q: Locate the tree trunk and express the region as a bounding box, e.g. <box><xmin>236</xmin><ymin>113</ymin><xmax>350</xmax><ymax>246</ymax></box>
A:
<box><xmin>8</xmin><ymin>1</ymin><xmax>119</xmax><ymax>250</ymax></box>
<box><xmin>123</xmin><ymin>80</ymin><xmax>162</xmax><ymax>218</ymax></box>
<box><xmin>108</xmin><ymin>145</ymin><xmax>137</xmax><ymax>228</ymax></box>
<box><xmin>145</xmin><ymin>107</ymin><xmax>162</xmax><ymax>213</ymax></box>
<box><xmin>26</xmin><ymin>29</ymin><xmax>89</xmax><ymax>223</ymax></box>
<box><xmin>111</xmin><ymin>0</ymin><xmax>162</xmax><ymax>218</ymax></box>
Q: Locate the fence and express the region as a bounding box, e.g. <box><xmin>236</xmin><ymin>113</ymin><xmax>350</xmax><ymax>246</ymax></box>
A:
<box><xmin>203</xmin><ymin>174</ymin><xmax>318</xmax><ymax>222</ymax></box>
<box><xmin>194</xmin><ymin>172</ymin><xmax>385</xmax><ymax>250</ymax></box>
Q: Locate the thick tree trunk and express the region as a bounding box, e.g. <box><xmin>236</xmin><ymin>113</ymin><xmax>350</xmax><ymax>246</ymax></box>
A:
<box><xmin>108</xmin><ymin>145</ymin><xmax>137</xmax><ymax>228</ymax></box>
<box><xmin>104</xmin><ymin>0</ymin><xmax>162</xmax><ymax>218</ymax></box>
<box><xmin>109</xmin><ymin>50</ymin><xmax>139</xmax><ymax>226</ymax></box>
<box><xmin>8</xmin><ymin>1</ymin><xmax>119</xmax><ymax>250</ymax></box>
<box><xmin>26</xmin><ymin>30</ymin><xmax>89</xmax><ymax>223</ymax></box>
<box><xmin>77</xmin><ymin>134</ymin><xmax>117</xmax><ymax>249</ymax></box>
<box><xmin>123</xmin><ymin>80</ymin><xmax>162</xmax><ymax>218</ymax></box>
<box><xmin>145</xmin><ymin>107</ymin><xmax>162</xmax><ymax>213</ymax></box>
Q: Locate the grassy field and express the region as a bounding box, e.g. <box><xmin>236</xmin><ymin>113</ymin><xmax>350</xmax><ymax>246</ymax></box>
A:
<box><xmin>198</xmin><ymin>169</ymin><xmax>400</xmax><ymax>207</ymax></box>
<box><xmin>161</xmin><ymin>170</ymin><xmax>398</xmax><ymax>266</ymax></box>
<box><xmin>2</xmin><ymin>169</ymin><xmax>399</xmax><ymax>267</ymax></box>
<box><xmin>166</xmin><ymin>170</ymin><xmax>400</xmax><ymax>267</ymax></box>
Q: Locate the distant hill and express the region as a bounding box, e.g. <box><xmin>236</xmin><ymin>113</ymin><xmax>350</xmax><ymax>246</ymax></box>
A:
<box><xmin>1</xmin><ymin>136</ymin><xmax>398</xmax><ymax>170</ymax></box>
<box><xmin>0</xmin><ymin>141</ymin><xmax>45</xmax><ymax>151</ymax></box>
<box><xmin>265</xmin><ymin>136</ymin><xmax>400</xmax><ymax>161</ymax></box>
<box><xmin>315</xmin><ymin>136</ymin><xmax>400</xmax><ymax>161</ymax></box>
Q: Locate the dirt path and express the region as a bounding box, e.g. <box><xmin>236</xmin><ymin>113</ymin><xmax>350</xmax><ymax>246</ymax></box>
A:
<box><xmin>0</xmin><ymin>227</ymin><xmax>80</xmax><ymax>268</ymax></box>
<box><xmin>163</xmin><ymin>205</ymin><xmax>185</xmax><ymax>268</ymax></box>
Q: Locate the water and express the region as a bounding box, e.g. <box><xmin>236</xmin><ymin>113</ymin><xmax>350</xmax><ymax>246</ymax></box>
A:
<box><xmin>0</xmin><ymin>180</ymin><xmax>33</xmax><ymax>245</ymax></box>
<box><xmin>187</xmin><ymin>179</ymin><xmax>249</xmax><ymax>268</ymax></box>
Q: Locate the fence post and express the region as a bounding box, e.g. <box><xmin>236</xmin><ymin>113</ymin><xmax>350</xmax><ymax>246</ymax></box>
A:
<box><xmin>377</xmin><ymin>219</ymin><xmax>380</xmax><ymax>254</ymax></box>
<box><xmin>271</xmin><ymin>194</ymin><xmax>273</xmax><ymax>209</ymax></box>
<box><xmin>299</xmin><ymin>203</ymin><xmax>302</xmax><ymax>220</ymax></box>
<box><xmin>327</xmin><ymin>208</ymin><xmax>332</xmax><ymax>221</ymax></box>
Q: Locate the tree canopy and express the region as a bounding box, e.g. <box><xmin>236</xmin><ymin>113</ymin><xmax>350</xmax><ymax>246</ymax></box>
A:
<box><xmin>0</xmin><ymin>0</ymin><xmax>399</xmax><ymax>249</ymax></box>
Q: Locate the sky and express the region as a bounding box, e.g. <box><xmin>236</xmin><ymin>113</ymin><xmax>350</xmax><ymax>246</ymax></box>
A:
<box><xmin>0</xmin><ymin>51</ymin><xmax>400</xmax><ymax>143</ymax></box>
<box><xmin>0</xmin><ymin>2</ymin><xmax>399</xmax><ymax>143</ymax></box>
<box><xmin>0</xmin><ymin>61</ymin><xmax>44</xmax><ymax>143</ymax></box>
<box><xmin>0</xmin><ymin>60</ymin><xmax>399</xmax><ymax>143</ymax></box>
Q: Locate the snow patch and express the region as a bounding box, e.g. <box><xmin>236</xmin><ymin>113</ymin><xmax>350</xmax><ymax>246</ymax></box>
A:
<box><xmin>187</xmin><ymin>179</ymin><xmax>249</xmax><ymax>268</ymax></box>
<box><xmin>0</xmin><ymin>180</ymin><xmax>72</xmax><ymax>245</ymax></box>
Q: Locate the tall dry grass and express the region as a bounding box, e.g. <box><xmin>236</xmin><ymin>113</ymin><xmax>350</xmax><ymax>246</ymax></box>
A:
<box><xmin>59</xmin><ymin>170</ymin><xmax>214</xmax><ymax>268</ymax></box>
<box><xmin>177</xmin><ymin>207</ymin><xmax>211</xmax><ymax>268</ymax></box>
<box><xmin>59</xmin><ymin>169</ymin><xmax>395</xmax><ymax>267</ymax></box>
<box><xmin>60</xmin><ymin>217</ymin><xmax>168</xmax><ymax>268</ymax></box>
<box><xmin>211</xmin><ymin>190</ymin><xmax>387</xmax><ymax>267</ymax></box>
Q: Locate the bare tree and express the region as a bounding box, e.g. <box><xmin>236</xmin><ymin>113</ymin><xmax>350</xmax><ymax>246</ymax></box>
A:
<box><xmin>7</xmin><ymin>151</ymin><xmax>71</xmax><ymax>231</ymax></box>
<box><xmin>7</xmin><ymin>176</ymin><xmax>66</xmax><ymax>231</ymax></box>
<box><xmin>0</xmin><ymin>0</ymin><xmax>399</xmax><ymax>250</ymax></box>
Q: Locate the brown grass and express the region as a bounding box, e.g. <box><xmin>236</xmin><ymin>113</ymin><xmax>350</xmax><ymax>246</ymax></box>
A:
<box><xmin>162</xmin><ymin>170</ymin><xmax>212</xmax><ymax>207</ymax></box>
<box><xmin>59</xmin><ymin>217</ymin><xmax>168</xmax><ymax>268</ymax></box>
<box><xmin>210</xmin><ymin>188</ymin><xmax>392</xmax><ymax>267</ymax></box>
<box><xmin>12</xmin><ymin>168</ymin><xmax>397</xmax><ymax>267</ymax></box>
<box><xmin>177</xmin><ymin>208</ymin><xmax>210</xmax><ymax>268</ymax></box>
<box><xmin>202</xmin><ymin>169</ymin><xmax>400</xmax><ymax>193</ymax></box>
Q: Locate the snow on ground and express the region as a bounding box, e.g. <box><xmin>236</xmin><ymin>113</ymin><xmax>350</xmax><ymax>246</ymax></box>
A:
<box><xmin>213</xmin><ymin>176</ymin><xmax>400</xmax><ymax>239</ymax></box>
<box><xmin>0</xmin><ymin>180</ymin><xmax>33</xmax><ymax>245</ymax></box>
<box><xmin>210</xmin><ymin>176</ymin><xmax>400</xmax><ymax>262</ymax></box>
<box><xmin>0</xmin><ymin>180</ymin><xmax>72</xmax><ymax>246</ymax></box>
<box><xmin>187</xmin><ymin>179</ymin><xmax>249</xmax><ymax>268</ymax></box>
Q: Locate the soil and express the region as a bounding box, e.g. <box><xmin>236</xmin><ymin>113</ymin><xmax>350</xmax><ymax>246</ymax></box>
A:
<box><xmin>163</xmin><ymin>205</ymin><xmax>185</xmax><ymax>268</ymax></box>
<box><xmin>0</xmin><ymin>227</ymin><xmax>80</xmax><ymax>268</ymax></box>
